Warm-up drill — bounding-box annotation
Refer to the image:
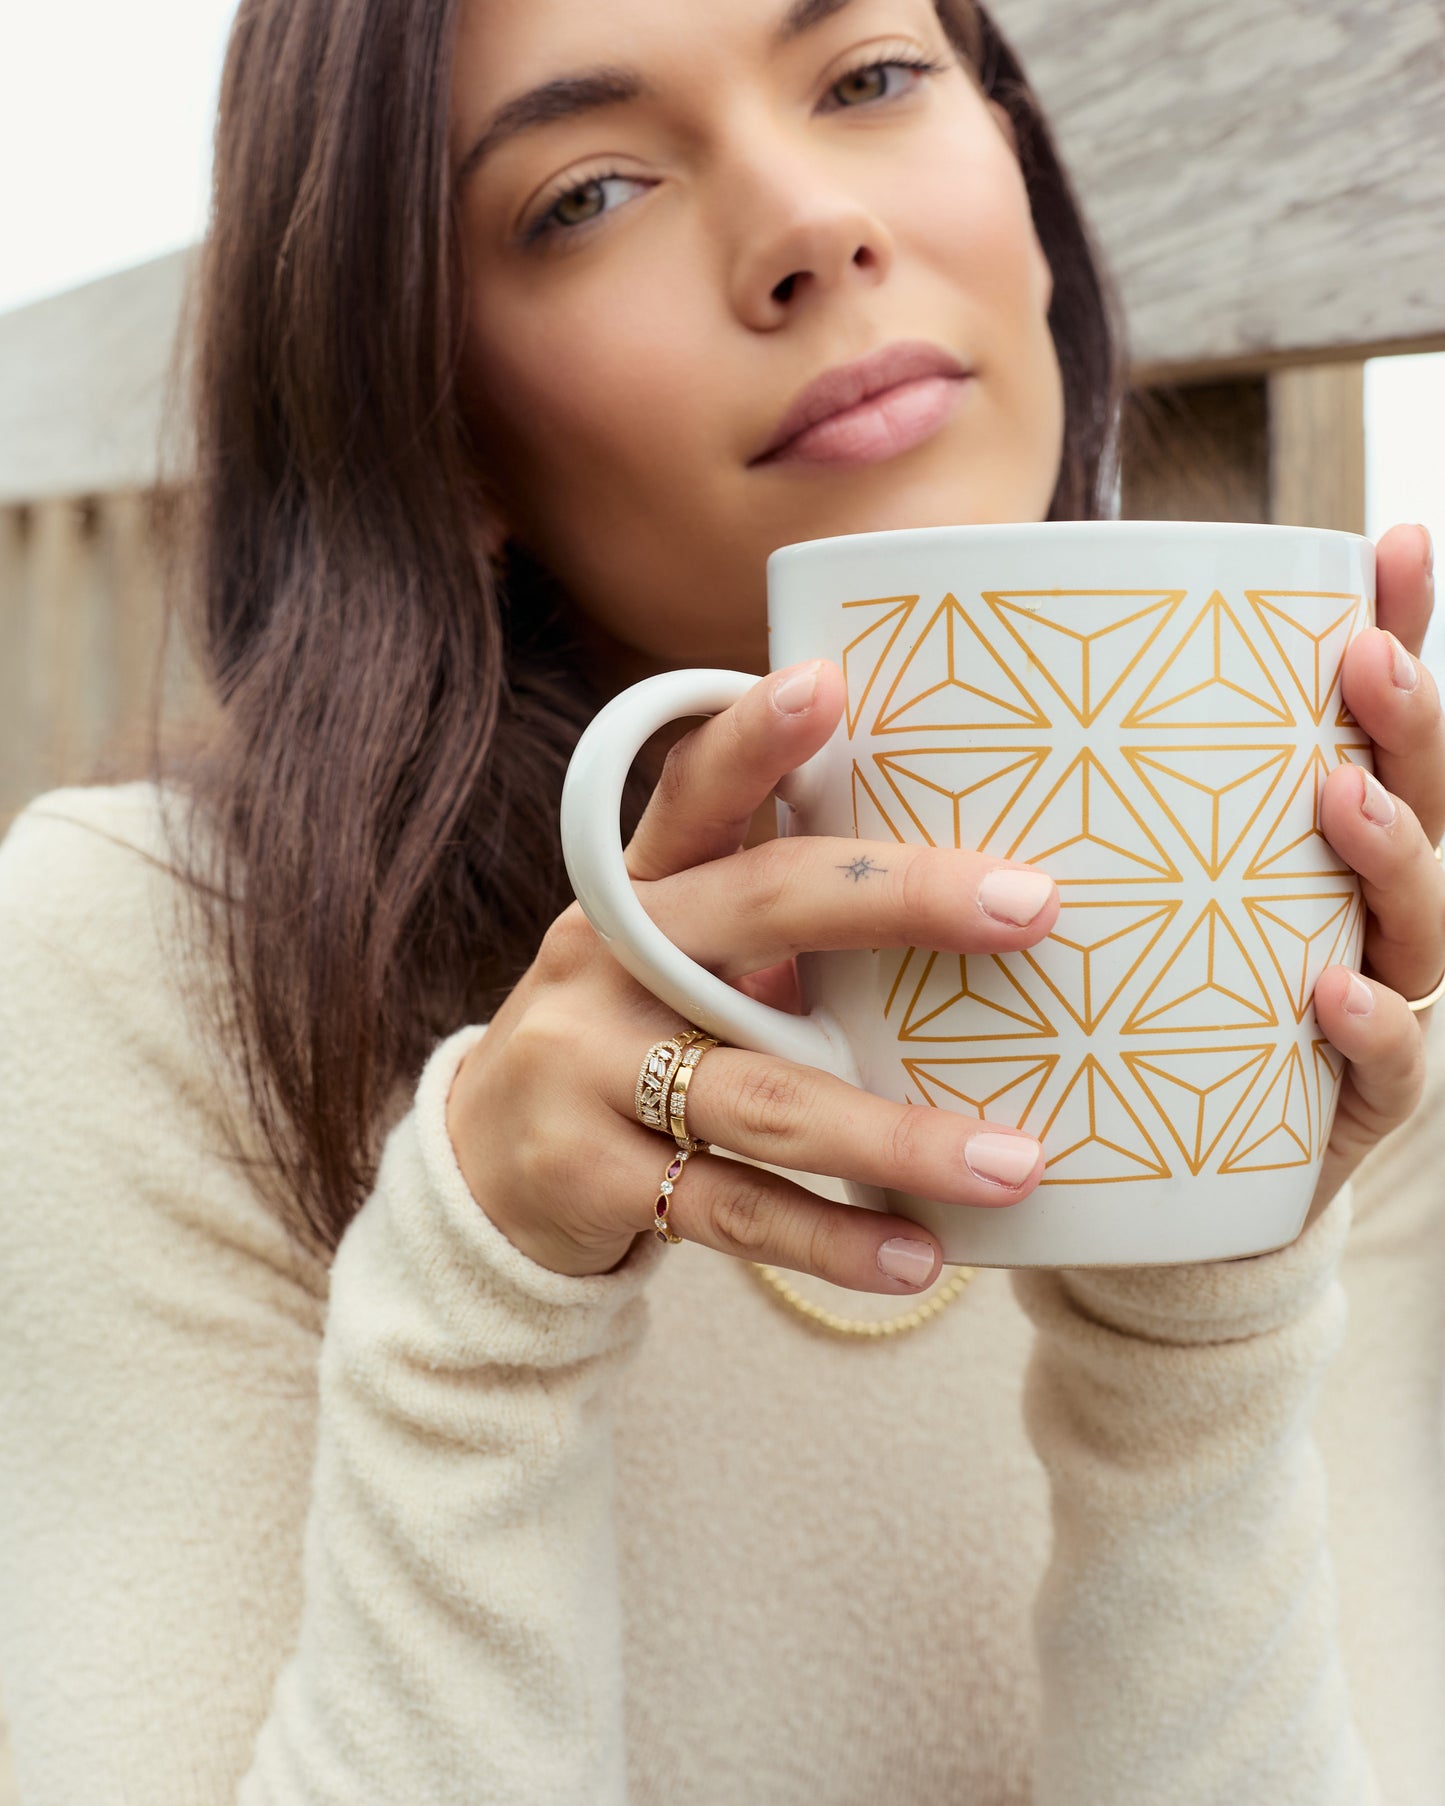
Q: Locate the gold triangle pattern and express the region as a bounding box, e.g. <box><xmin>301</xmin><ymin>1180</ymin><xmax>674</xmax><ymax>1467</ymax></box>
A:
<box><xmin>1036</xmin><ymin>1056</ymin><xmax>1172</xmax><ymax>1183</ymax></box>
<box><xmin>903</xmin><ymin>1054</ymin><xmax>1058</xmax><ymax>1129</ymax></box>
<box><xmin>1245</xmin><ymin>592</ymin><xmax>1362</xmax><ymax>725</ymax></box>
<box><xmin>1120</xmin><ymin>590</ymin><xmax>1295</xmax><ymax>728</ymax></box>
<box><xmin>980</xmin><ymin>590</ymin><xmax>1184</xmax><ymax>725</ymax></box>
<box><xmin>1122</xmin><ymin>902</ymin><xmax>1279</xmax><ymax>1035</ymax></box>
<box><xmin>1006</xmin><ymin>749</ymin><xmax>1183</xmax><ymax>885</ymax></box>
<box><xmin>1121</xmin><ymin>1045</ymin><xmax>1273</xmax><ymax>1175</ymax></box>
<box><xmin>1242</xmin><ymin>891</ymin><xmax>1358</xmax><ymax>1024</ymax></box>
<box><xmin>1310</xmin><ymin>1039</ymin><xmax>1347</xmax><ymax>1158</ymax></box>
<box><xmin>851</xmin><ymin>761</ymin><xmax>908</xmax><ymax>846</ymax></box>
<box><xmin>1243</xmin><ymin>749</ymin><xmax>1350</xmax><ymax>880</ymax></box>
<box><xmin>1120</xmin><ymin>744</ymin><xmax>1292</xmax><ymax>880</ymax></box>
<box><xmin>841</xmin><ymin>596</ymin><xmax>919</xmax><ymax>737</ymax></box>
<box><xmin>874</xmin><ymin>747</ymin><xmax>1049</xmax><ymax>852</ymax></box>
<box><xmin>873</xmin><ymin>593</ymin><xmax>1051</xmax><ymax>733</ymax></box>
<box><xmin>1219</xmin><ymin>1045</ymin><xmax>1313</xmax><ymax>1173</ymax></box>
<box><xmin>1019</xmin><ymin>900</ymin><xmax>1180</xmax><ymax>1034</ymax></box>
<box><xmin>897</xmin><ymin>950</ymin><xmax>1057</xmax><ymax>1043</ymax></box>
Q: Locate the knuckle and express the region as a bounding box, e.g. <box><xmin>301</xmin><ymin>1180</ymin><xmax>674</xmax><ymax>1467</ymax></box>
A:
<box><xmin>730</xmin><ymin>1060</ymin><xmax>805</xmax><ymax>1145</ymax></box>
<box><xmin>655</xmin><ymin>730</ymin><xmax>700</xmax><ymax>813</ymax></box>
<box><xmin>535</xmin><ymin>904</ymin><xmax>599</xmax><ymax>983</ymax></box>
<box><xmin>709</xmin><ymin>1179</ymin><xmax>774</xmax><ymax>1257</ymax></box>
<box><xmin>733</xmin><ymin>837</ymin><xmax>795</xmax><ymax>930</ymax></box>
<box><xmin>883</xmin><ymin>1103</ymin><xmax>933</xmax><ymax>1178</ymax></box>
<box><xmin>897</xmin><ymin>847</ymin><xmax>948</xmax><ymax>939</ymax></box>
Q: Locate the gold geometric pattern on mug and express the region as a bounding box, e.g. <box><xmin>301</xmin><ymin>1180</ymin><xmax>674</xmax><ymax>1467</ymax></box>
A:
<box><xmin>1006</xmin><ymin>748</ymin><xmax>1183</xmax><ymax>885</ymax></box>
<box><xmin>896</xmin><ymin>949</ymin><xmax>1058</xmax><ymax>1042</ymax></box>
<box><xmin>1333</xmin><ymin>742</ymin><xmax>1372</xmax><ymax>767</ymax></box>
<box><xmin>1120</xmin><ymin>901</ymin><xmax>1279</xmax><ymax>1035</ymax></box>
<box><xmin>1018</xmin><ymin>899</ymin><xmax>1181</xmax><ymax>1035</ymax></box>
<box><xmin>1244</xmin><ymin>591</ymin><xmax>1363</xmax><ymax>726</ymax></box>
<box><xmin>871</xmin><ymin>592</ymin><xmax>1051</xmax><ymax>734</ymax></box>
<box><xmin>840</xmin><ymin>595</ymin><xmax>920</xmax><ymax>737</ymax></box>
<box><xmin>902</xmin><ymin>1053</ymin><xmax>1059</xmax><ymax>1129</ymax></box>
<box><xmin>1035</xmin><ymin>1055</ymin><xmax>1173</xmax><ymax>1184</ymax></box>
<box><xmin>871</xmin><ymin>746</ymin><xmax>1050</xmax><ymax>851</ymax></box>
<box><xmin>1310</xmin><ymin>1038</ymin><xmax>1347</xmax><ymax>1158</ymax></box>
<box><xmin>882</xmin><ymin>945</ymin><xmax>919</xmax><ymax>1020</ymax></box>
<box><xmin>1119</xmin><ymin>744</ymin><xmax>1293</xmax><ymax>880</ymax></box>
<box><xmin>1119</xmin><ymin>589</ymin><xmax>1295</xmax><ymax>729</ymax></box>
<box><xmin>1243</xmin><ymin>748</ymin><xmax>1351</xmax><ymax>880</ymax></box>
<box><xmin>1242</xmin><ymin>891</ymin><xmax>1358</xmax><ymax>1025</ymax></box>
<box><xmin>1218</xmin><ymin>1044</ymin><xmax>1313</xmax><ymax>1174</ymax></box>
<box><xmin>1334</xmin><ymin>596</ymin><xmax>1376</xmax><ymax>729</ymax></box>
<box><xmin>979</xmin><ymin>589</ymin><xmax>1185</xmax><ymax>726</ymax></box>
<box><xmin>1120</xmin><ymin>1044</ymin><xmax>1273</xmax><ymax>1175</ymax></box>
<box><xmin>851</xmin><ymin>760</ymin><xmax>909</xmax><ymax>850</ymax></box>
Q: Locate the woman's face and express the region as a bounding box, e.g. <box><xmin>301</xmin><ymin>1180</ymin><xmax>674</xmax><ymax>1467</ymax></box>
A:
<box><xmin>451</xmin><ymin>0</ymin><xmax>1064</xmax><ymax>680</ymax></box>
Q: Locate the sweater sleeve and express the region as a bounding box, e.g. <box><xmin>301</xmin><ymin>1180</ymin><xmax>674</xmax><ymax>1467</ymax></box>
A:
<box><xmin>1009</xmin><ymin>1178</ymin><xmax>1379</xmax><ymax>1806</ymax></box>
<box><xmin>0</xmin><ymin>788</ymin><xmax>665</xmax><ymax>1806</ymax></box>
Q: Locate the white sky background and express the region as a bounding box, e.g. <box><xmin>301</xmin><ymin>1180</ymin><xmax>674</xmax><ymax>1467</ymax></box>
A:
<box><xmin>1</xmin><ymin>0</ymin><xmax>1440</xmax><ymax>661</ymax></box>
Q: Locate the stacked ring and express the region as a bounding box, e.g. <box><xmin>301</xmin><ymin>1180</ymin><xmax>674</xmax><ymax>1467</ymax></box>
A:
<box><xmin>665</xmin><ymin>1036</ymin><xmax>719</xmax><ymax>1151</ymax></box>
<box><xmin>635</xmin><ymin>1029</ymin><xmax>707</xmax><ymax>1132</ymax></box>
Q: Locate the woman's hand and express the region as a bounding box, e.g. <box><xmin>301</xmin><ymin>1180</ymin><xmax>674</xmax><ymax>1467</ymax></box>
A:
<box><xmin>1304</xmin><ymin>522</ymin><xmax>1441</xmax><ymax>1232</ymax></box>
<box><xmin>446</xmin><ymin>659</ymin><xmax>1054</xmax><ymax>1290</ymax></box>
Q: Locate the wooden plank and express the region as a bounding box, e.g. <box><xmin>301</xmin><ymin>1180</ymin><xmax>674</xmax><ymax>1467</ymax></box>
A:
<box><xmin>998</xmin><ymin>0</ymin><xmax>1445</xmax><ymax>373</ymax></box>
<box><xmin>1267</xmin><ymin>362</ymin><xmax>1367</xmax><ymax>534</ymax></box>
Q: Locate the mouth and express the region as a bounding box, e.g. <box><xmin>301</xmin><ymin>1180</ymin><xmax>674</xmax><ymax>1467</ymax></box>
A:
<box><xmin>748</xmin><ymin>340</ymin><xmax>974</xmax><ymax>469</ymax></box>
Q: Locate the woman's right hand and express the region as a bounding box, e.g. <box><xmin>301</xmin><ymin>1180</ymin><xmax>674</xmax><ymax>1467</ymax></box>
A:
<box><xmin>446</xmin><ymin>659</ymin><xmax>1058</xmax><ymax>1292</ymax></box>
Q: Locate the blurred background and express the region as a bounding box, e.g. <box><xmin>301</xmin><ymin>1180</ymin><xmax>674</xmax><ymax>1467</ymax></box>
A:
<box><xmin>1</xmin><ymin>0</ymin><xmax>1442</xmax><ymax>836</ymax></box>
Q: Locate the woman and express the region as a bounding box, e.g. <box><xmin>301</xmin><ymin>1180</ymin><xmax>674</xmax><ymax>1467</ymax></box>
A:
<box><xmin>0</xmin><ymin>0</ymin><xmax>1440</xmax><ymax>1799</ymax></box>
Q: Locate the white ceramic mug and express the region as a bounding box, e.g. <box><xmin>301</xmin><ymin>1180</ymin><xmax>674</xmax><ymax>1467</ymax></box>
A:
<box><xmin>560</xmin><ymin>521</ymin><xmax>1375</xmax><ymax>1267</ymax></box>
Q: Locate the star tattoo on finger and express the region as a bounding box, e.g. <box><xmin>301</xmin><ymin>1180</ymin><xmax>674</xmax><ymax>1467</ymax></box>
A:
<box><xmin>838</xmin><ymin>856</ymin><xmax>887</xmax><ymax>882</ymax></box>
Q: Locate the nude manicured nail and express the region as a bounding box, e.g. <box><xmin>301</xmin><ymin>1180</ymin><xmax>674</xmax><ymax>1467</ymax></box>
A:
<box><xmin>1360</xmin><ymin>769</ymin><xmax>1396</xmax><ymax>827</ymax></box>
<box><xmin>772</xmin><ymin>661</ymin><xmax>822</xmax><ymax>714</ymax></box>
<box><xmin>1389</xmin><ymin>633</ymin><xmax>1420</xmax><ymax>692</ymax></box>
<box><xmin>877</xmin><ymin>1236</ymin><xmax>937</xmax><ymax>1286</ymax></box>
<box><xmin>978</xmin><ymin>868</ymin><xmax>1055</xmax><ymax>925</ymax></box>
<box><xmin>1344</xmin><ymin>974</ymin><xmax>1375</xmax><ymax>1017</ymax></box>
<box><xmin>965</xmin><ymin>1133</ymin><xmax>1042</xmax><ymax>1188</ymax></box>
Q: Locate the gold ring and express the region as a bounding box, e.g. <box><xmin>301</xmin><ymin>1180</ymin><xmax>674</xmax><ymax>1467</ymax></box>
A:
<box><xmin>1435</xmin><ymin>843</ymin><xmax>1443</xmax><ymax>863</ymax></box>
<box><xmin>1406</xmin><ymin>968</ymin><xmax>1445</xmax><ymax>1013</ymax></box>
<box><xmin>652</xmin><ymin>1144</ymin><xmax>707</xmax><ymax>1243</ymax></box>
<box><xmin>635</xmin><ymin>1030</ymin><xmax>705</xmax><ymax>1134</ymax></box>
<box><xmin>665</xmin><ymin>1036</ymin><xmax>719</xmax><ymax>1151</ymax></box>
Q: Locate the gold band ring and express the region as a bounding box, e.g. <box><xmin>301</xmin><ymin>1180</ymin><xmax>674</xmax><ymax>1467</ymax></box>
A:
<box><xmin>653</xmin><ymin>1144</ymin><xmax>706</xmax><ymax>1243</ymax></box>
<box><xmin>665</xmin><ymin>1036</ymin><xmax>719</xmax><ymax>1151</ymax></box>
<box><xmin>1407</xmin><ymin>969</ymin><xmax>1445</xmax><ymax>1013</ymax></box>
<box><xmin>635</xmin><ymin>1030</ymin><xmax>706</xmax><ymax>1133</ymax></box>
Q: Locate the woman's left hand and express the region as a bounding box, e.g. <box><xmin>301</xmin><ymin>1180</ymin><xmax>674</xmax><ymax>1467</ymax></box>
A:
<box><xmin>1304</xmin><ymin>522</ymin><xmax>1440</xmax><ymax>1231</ymax></box>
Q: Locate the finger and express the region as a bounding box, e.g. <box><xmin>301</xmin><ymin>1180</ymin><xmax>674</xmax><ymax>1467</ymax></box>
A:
<box><xmin>626</xmin><ymin>660</ymin><xmax>844</xmax><ymax>882</ymax></box>
<box><xmin>645</xmin><ymin>1145</ymin><xmax>954</xmax><ymax>1293</ymax></box>
<box><xmin>1320</xmin><ymin>764</ymin><xmax>1445</xmax><ymax>1002</ymax></box>
<box><xmin>1310</xmin><ymin>966</ymin><xmax>1426</xmax><ymax>1208</ymax></box>
<box><xmin>1374</xmin><ymin>522</ymin><xmax>1435</xmax><ymax>659</ymax></box>
<box><xmin>647</xmin><ymin>835</ymin><xmax>1059</xmax><ymax>978</ymax></box>
<box><xmin>1338</xmin><ymin>626</ymin><xmax>1445</xmax><ymax>850</ymax></box>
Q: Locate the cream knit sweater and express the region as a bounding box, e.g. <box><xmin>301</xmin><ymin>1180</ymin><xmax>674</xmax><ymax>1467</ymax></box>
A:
<box><xmin>0</xmin><ymin>783</ymin><xmax>1441</xmax><ymax>1805</ymax></box>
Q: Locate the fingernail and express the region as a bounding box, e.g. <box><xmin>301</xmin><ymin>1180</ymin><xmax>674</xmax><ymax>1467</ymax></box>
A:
<box><xmin>877</xmin><ymin>1236</ymin><xmax>937</xmax><ymax>1286</ymax></box>
<box><xmin>1360</xmin><ymin>769</ymin><xmax>1396</xmax><ymax>827</ymax></box>
<box><xmin>1344</xmin><ymin>974</ymin><xmax>1375</xmax><ymax>1017</ymax></box>
<box><xmin>978</xmin><ymin>868</ymin><xmax>1055</xmax><ymax>925</ymax></box>
<box><xmin>1389</xmin><ymin>633</ymin><xmax>1420</xmax><ymax>692</ymax></box>
<box><xmin>772</xmin><ymin>661</ymin><xmax>822</xmax><ymax>715</ymax></box>
<box><xmin>964</xmin><ymin>1132</ymin><xmax>1042</xmax><ymax>1188</ymax></box>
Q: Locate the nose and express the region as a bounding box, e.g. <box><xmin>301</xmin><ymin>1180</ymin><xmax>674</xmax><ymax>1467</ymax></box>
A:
<box><xmin>726</xmin><ymin>147</ymin><xmax>894</xmax><ymax>330</ymax></box>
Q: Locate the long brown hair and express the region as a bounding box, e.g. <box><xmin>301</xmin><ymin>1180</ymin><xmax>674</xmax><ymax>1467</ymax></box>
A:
<box><xmin>160</xmin><ymin>0</ymin><xmax>1130</xmax><ymax>1260</ymax></box>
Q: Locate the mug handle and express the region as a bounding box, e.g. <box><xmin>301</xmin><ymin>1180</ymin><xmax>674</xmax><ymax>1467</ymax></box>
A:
<box><xmin>560</xmin><ymin>667</ymin><xmax>889</xmax><ymax>1217</ymax></box>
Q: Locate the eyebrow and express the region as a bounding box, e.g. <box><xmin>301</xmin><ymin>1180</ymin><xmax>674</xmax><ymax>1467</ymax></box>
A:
<box><xmin>457</xmin><ymin>0</ymin><xmax>864</xmax><ymax>185</ymax></box>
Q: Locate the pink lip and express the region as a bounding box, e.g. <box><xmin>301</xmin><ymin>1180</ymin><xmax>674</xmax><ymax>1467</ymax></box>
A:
<box><xmin>749</xmin><ymin>340</ymin><xmax>973</xmax><ymax>467</ymax></box>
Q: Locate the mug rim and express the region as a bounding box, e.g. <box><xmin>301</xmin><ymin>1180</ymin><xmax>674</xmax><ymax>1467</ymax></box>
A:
<box><xmin>767</xmin><ymin>517</ymin><xmax>1372</xmax><ymax>575</ymax></box>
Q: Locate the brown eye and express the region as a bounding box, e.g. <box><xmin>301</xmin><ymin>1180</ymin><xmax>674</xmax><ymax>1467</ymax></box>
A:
<box><xmin>835</xmin><ymin>66</ymin><xmax>889</xmax><ymax>105</ymax></box>
<box><xmin>553</xmin><ymin>182</ymin><xmax>606</xmax><ymax>227</ymax></box>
